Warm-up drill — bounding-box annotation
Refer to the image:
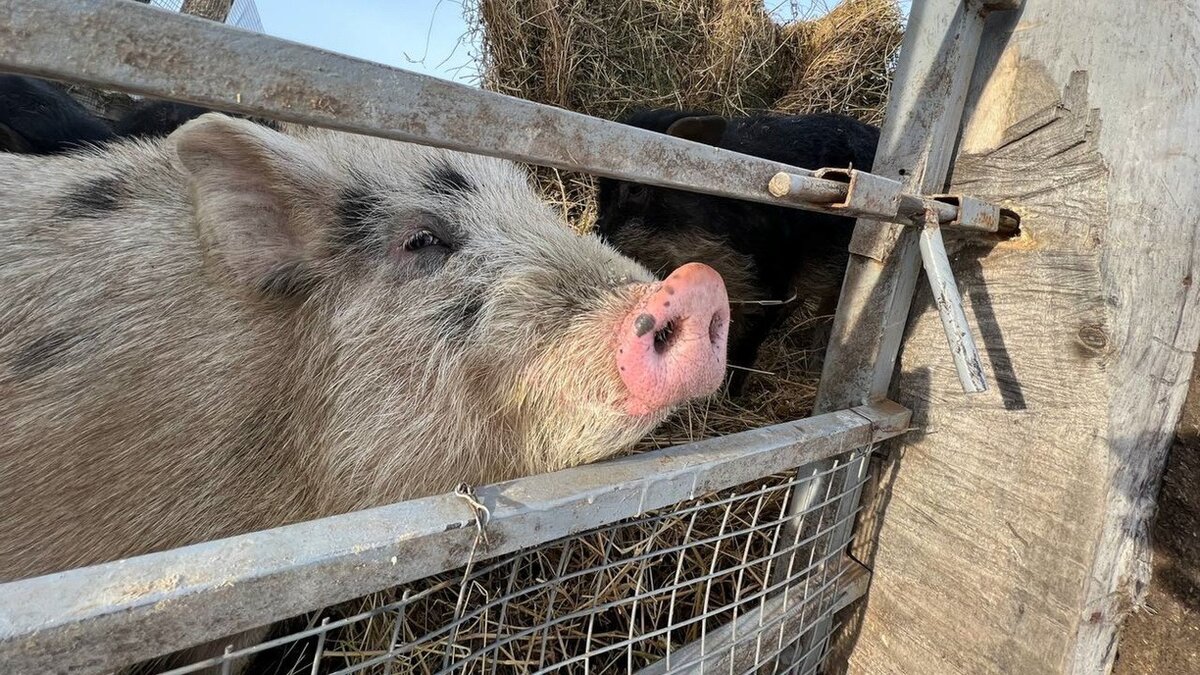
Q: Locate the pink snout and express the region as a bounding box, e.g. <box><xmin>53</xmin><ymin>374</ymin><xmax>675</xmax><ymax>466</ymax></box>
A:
<box><xmin>616</xmin><ymin>263</ymin><xmax>730</xmax><ymax>416</ymax></box>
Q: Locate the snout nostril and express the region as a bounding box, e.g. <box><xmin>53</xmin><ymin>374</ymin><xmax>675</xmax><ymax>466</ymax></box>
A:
<box><xmin>708</xmin><ymin>313</ymin><xmax>724</xmax><ymax>346</ymax></box>
<box><xmin>653</xmin><ymin>320</ymin><xmax>677</xmax><ymax>355</ymax></box>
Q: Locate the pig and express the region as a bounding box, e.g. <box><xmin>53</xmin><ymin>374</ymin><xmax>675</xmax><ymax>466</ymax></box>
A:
<box><xmin>0</xmin><ymin>74</ymin><xmax>116</xmax><ymax>154</ymax></box>
<box><xmin>0</xmin><ymin>71</ymin><xmax>276</xmax><ymax>154</ymax></box>
<box><xmin>594</xmin><ymin>108</ymin><xmax>879</xmax><ymax>396</ymax></box>
<box><xmin>113</xmin><ymin>98</ymin><xmax>217</xmax><ymax>139</ymax></box>
<box><xmin>0</xmin><ymin>113</ymin><xmax>729</xmax><ymax>671</ymax></box>
<box><xmin>114</xmin><ymin>98</ymin><xmax>282</xmax><ymax>139</ymax></box>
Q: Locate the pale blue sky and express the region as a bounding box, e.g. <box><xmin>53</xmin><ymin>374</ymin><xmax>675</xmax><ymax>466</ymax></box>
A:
<box><xmin>250</xmin><ymin>1</ymin><xmax>910</xmax><ymax>85</ymax></box>
<box><xmin>253</xmin><ymin>0</ymin><xmax>479</xmax><ymax>84</ymax></box>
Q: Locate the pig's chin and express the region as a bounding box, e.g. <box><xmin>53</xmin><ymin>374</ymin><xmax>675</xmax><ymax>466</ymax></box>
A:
<box><xmin>620</xmin><ymin>396</ymin><xmax>676</xmax><ymax>420</ymax></box>
<box><xmin>619</xmin><ymin>396</ymin><xmax>676</xmax><ymax>422</ymax></box>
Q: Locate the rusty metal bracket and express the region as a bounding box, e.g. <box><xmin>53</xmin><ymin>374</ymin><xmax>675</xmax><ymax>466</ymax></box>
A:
<box><xmin>931</xmin><ymin>193</ymin><xmax>1021</xmax><ymax>236</ymax></box>
<box><xmin>810</xmin><ymin>168</ymin><xmax>903</xmax><ymax>220</ymax></box>
<box><xmin>767</xmin><ymin>175</ymin><xmax>1007</xmax><ymax>395</ymax></box>
<box><xmin>768</xmin><ymin>170</ymin><xmax>1021</xmax><ymax>237</ymax></box>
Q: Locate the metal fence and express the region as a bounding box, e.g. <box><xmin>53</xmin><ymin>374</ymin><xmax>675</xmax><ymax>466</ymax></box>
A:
<box><xmin>160</xmin><ymin>460</ymin><xmax>872</xmax><ymax>674</ymax></box>
<box><xmin>150</xmin><ymin>0</ymin><xmax>265</xmax><ymax>32</ymax></box>
<box><xmin>0</xmin><ymin>0</ymin><xmax>1013</xmax><ymax>673</ymax></box>
<box><xmin>1</xmin><ymin>404</ymin><xmax>908</xmax><ymax>674</ymax></box>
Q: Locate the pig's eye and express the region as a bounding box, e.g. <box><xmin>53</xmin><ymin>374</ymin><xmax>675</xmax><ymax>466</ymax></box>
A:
<box><xmin>402</xmin><ymin>230</ymin><xmax>447</xmax><ymax>252</ymax></box>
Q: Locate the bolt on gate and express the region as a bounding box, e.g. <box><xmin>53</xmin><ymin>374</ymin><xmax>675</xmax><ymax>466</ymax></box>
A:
<box><xmin>0</xmin><ymin>0</ymin><xmax>1020</xmax><ymax>673</ymax></box>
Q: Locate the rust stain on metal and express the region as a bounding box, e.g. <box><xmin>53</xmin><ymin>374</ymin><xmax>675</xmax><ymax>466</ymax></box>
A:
<box><xmin>818</xmin><ymin>168</ymin><xmax>903</xmax><ymax>219</ymax></box>
<box><xmin>258</xmin><ymin>83</ymin><xmax>350</xmax><ymax>118</ymax></box>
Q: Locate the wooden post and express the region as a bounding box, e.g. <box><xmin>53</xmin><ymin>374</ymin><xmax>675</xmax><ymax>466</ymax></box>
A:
<box><xmin>838</xmin><ymin>0</ymin><xmax>1200</xmax><ymax>673</ymax></box>
<box><xmin>180</xmin><ymin>0</ymin><xmax>232</xmax><ymax>22</ymax></box>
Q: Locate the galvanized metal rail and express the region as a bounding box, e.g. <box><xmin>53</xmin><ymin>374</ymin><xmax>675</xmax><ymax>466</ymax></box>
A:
<box><xmin>0</xmin><ymin>0</ymin><xmax>1017</xmax><ymax>240</ymax></box>
<box><xmin>0</xmin><ymin>403</ymin><xmax>910</xmax><ymax>675</ymax></box>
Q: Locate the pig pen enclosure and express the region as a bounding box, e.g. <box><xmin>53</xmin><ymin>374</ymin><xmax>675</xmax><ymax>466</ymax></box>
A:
<box><xmin>3</xmin><ymin>0</ymin><xmax>1197</xmax><ymax>674</ymax></box>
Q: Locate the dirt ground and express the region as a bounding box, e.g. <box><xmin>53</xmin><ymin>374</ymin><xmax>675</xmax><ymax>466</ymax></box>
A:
<box><xmin>1112</xmin><ymin>360</ymin><xmax>1200</xmax><ymax>673</ymax></box>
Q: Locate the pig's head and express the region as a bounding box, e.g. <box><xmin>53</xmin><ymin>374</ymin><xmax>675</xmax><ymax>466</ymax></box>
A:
<box><xmin>169</xmin><ymin>114</ymin><xmax>729</xmax><ymax>498</ymax></box>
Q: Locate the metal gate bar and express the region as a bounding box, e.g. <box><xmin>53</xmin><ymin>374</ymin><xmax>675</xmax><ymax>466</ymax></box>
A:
<box><xmin>0</xmin><ymin>0</ymin><xmax>1012</xmax><ymax>232</ymax></box>
<box><xmin>0</xmin><ymin>403</ymin><xmax>908</xmax><ymax>674</ymax></box>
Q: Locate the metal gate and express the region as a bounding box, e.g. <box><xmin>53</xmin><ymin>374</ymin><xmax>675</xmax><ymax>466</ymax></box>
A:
<box><xmin>0</xmin><ymin>0</ymin><xmax>1018</xmax><ymax>672</ymax></box>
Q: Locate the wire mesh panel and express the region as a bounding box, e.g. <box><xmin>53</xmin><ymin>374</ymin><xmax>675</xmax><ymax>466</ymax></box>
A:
<box><xmin>143</xmin><ymin>451</ymin><xmax>871</xmax><ymax>675</ymax></box>
<box><xmin>149</xmin><ymin>0</ymin><xmax>265</xmax><ymax>32</ymax></box>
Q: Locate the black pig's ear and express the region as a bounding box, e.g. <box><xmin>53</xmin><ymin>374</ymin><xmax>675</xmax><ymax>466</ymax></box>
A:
<box><xmin>172</xmin><ymin>113</ymin><xmax>332</xmax><ymax>301</ymax></box>
<box><xmin>664</xmin><ymin>115</ymin><xmax>726</xmax><ymax>146</ymax></box>
<box><xmin>0</xmin><ymin>122</ymin><xmax>34</xmax><ymax>153</ymax></box>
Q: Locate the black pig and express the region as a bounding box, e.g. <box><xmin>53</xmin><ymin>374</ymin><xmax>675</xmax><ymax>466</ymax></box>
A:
<box><xmin>1</xmin><ymin>73</ymin><xmax>279</xmax><ymax>154</ymax></box>
<box><xmin>595</xmin><ymin>108</ymin><xmax>879</xmax><ymax>395</ymax></box>
<box><xmin>113</xmin><ymin>99</ymin><xmax>215</xmax><ymax>139</ymax></box>
<box><xmin>0</xmin><ymin>75</ymin><xmax>115</xmax><ymax>154</ymax></box>
<box><xmin>113</xmin><ymin>99</ymin><xmax>282</xmax><ymax>139</ymax></box>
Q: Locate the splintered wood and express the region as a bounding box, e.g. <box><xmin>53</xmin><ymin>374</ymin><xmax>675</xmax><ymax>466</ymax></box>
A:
<box><xmin>839</xmin><ymin>2</ymin><xmax>1200</xmax><ymax>674</ymax></box>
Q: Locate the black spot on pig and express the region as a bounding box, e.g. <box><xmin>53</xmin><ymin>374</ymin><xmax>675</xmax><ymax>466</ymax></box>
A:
<box><xmin>0</xmin><ymin>75</ymin><xmax>115</xmax><ymax>155</ymax></box>
<box><xmin>334</xmin><ymin>183</ymin><xmax>384</xmax><ymax>254</ymax></box>
<box><xmin>57</xmin><ymin>176</ymin><xmax>127</xmax><ymax>219</ymax></box>
<box><xmin>258</xmin><ymin>261</ymin><xmax>318</xmax><ymax>301</ymax></box>
<box><xmin>634</xmin><ymin>313</ymin><xmax>656</xmax><ymax>337</ymax></box>
<box><xmin>595</xmin><ymin>108</ymin><xmax>880</xmax><ymax>396</ymax></box>
<box><xmin>439</xmin><ymin>295</ymin><xmax>484</xmax><ymax>333</ymax></box>
<box><xmin>459</xmin><ymin>298</ymin><xmax>483</xmax><ymax>331</ymax></box>
<box><xmin>10</xmin><ymin>331</ymin><xmax>83</xmax><ymax>378</ymax></box>
<box><xmin>422</xmin><ymin>163</ymin><xmax>475</xmax><ymax>198</ymax></box>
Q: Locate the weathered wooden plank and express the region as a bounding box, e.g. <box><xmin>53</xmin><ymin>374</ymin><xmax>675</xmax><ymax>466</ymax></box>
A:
<box><xmin>843</xmin><ymin>2</ymin><xmax>1200</xmax><ymax>673</ymax></box>
<box><xmin>1112</xmin><ymin>348</ymin><xmax>1200</xmax><ymax>673</ymax></box>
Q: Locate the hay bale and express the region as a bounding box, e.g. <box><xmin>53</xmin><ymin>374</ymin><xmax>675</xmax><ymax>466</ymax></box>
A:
<box><xmin>469</xmin><ymin>0</ymin><xmax>902</xmax><ymax>230</ymax></box>
<box><xmin>775</xmin><ymin>0</ymin><xmax>904</xmax><ymax>125</ymax></box>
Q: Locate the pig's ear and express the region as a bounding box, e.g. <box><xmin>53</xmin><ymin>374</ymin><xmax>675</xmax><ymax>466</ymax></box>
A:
<box><xmin>664</xmin><ymin>115</ymin><xmax>726</xmax><ymax>146</ymax></box>
<box><xmin>172</xmin><ymin>113</ymin><xmax>329</xmax><ymax>300</ymax></box>
<box><xmin>0</xmin><ymin>122</ymin><xmax>35</xmax><ymax>153</ymax></box>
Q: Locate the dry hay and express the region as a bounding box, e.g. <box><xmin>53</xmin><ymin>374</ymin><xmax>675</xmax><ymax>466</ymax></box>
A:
<box><xmin>471</xmin><ymin>0</ymin><xmax>903</xmax><ymax>230</ymax></box>
<box><xmin>301</xmin><ymin>468</ymin><xmax>822</xmax><ymax>673</ymax></box>
<box><xmin>270</xmin><ymin>2</ymin><xmax>902</xmax><ymax>673</ymax></box>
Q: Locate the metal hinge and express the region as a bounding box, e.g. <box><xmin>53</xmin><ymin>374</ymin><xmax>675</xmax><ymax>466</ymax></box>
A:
<box><xmin>769</xmin><ymin>168</ymin><xmax>1019</xmax><ymax>394</ymax></box>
